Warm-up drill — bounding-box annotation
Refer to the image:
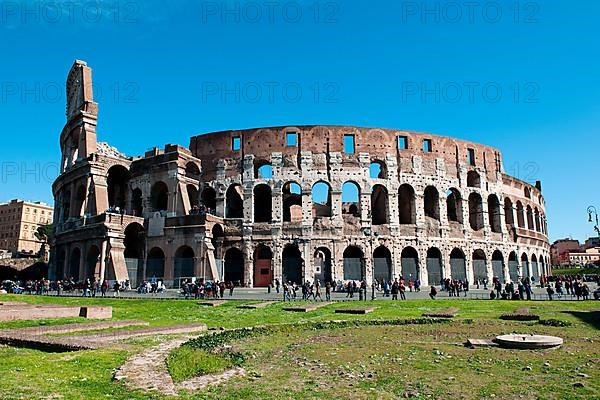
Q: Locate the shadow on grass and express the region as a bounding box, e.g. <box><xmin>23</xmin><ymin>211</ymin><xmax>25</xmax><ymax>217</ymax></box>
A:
<box><xmin>562</xmin><ymin>311</ymin><xmax>600</xmax><ymax>330</ymax></box>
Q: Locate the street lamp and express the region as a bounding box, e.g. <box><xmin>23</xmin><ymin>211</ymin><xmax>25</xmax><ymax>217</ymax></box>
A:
<box><xmin>587</xmin><ymin>206</ymin><xmax>600</xmax><ymax>236</ymax></box>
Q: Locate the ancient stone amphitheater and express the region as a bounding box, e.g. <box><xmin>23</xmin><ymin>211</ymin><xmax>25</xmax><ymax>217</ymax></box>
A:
<box><xmin>50</xmin><ymin>61</ymin><xmax>550</xmax><ymax>288</ymax></box>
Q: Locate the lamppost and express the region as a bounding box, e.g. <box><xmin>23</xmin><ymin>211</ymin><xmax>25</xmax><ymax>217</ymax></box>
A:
<box><xmin>587</xmin><ymin>206</ymin><xmax>600</xmax><ymax>236</ymax></box>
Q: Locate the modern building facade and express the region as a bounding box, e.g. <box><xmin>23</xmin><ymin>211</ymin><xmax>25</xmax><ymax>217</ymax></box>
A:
<box><xmin>50</xmin><ymin>60</ymin><xmax>551</xmax><ymax>287</ymax></box>
<box><xmin>0</xmin><ymin>199</ymin><xmax>53</xmax><ymax>256</ymax></box>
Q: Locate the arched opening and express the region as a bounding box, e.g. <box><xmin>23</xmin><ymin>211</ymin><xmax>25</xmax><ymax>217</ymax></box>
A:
<box><xmin>469</xmin><ymin>192</ymin><xmax>484</xmax><ymax>231</ymax></box>
<box><xmin>174</xmin><ymin>246</ymin><xmax>194</xmax><ymax>283</ymax></box>
<box><xmin>312</xmin><ymin>181</ymin><xmax>332</xmax><ymax>218</ymax></box>
<box><xmin>73</xmin><ymin>184</ymin><xmax>86</xmax><ymax>218</ymax></box>
<box><xmin>69</xmin><ymin>247</ymin><xmax>81</xmax><ymax>281</ymax></box>
<box><xmin>472</xmin><ymin>249</ymin><xmax>487</xmax><ymax>283</ymax></box>
<box><xmin>534</xmin><ymin>208</ymin><xmax>541</xmax><ymax>232</ymax></box>
<box><xmin>314</xmin><ymin>247</ymin><xmax>332</xmax><ymax>284</ymax></box>
<box><xmin>342</xmin><ymin>181</ymin><xmax>360</xmax><ymax>217</ymax></box>
<box><xmin>200</xmin><ymin>186</ymin><xmax>217</xmax><ymax>214</ymax></box>
<box><xmin>526</xmin><ymin>205</ymin><xmax>534</xmax><ymax>230</ymax></box>
<box><xmin>398</xmin><ymin>184</ymin><xmax>416</xmax><ymax>224</ymax></box>
<box><xmin>504</xmin><ymin>198</ymin><xmax>514</xmax><ymax>225</ymax></box>
<box><xmin>531</xmin><ymin>254</ymin><xmax>539</xmax><ymax>281</ymax></box>
<box><xmin>373</xmin><ymin>246</ymin><xmax>392</xmax><ymax>283</ymax></box>
<box><xmin>371</xmin><ymin>184</ymin><xmax>389</xmax><ymax>225</ymax></box>
<box><xmin>187</xmin><ymin>185</ymin><xmax>199</xmax><ymax>210</ymax></box>
<box><xmin>150</xmin><ymin>181</ymin><xmax>169</xmax><ymax>212</ymax></box>
<box><xmin>225</xmin><ymin>184</ymin><xmax>244</xmax><ymax>219</ymax></box>
<box><xmin>446</xmin><ymin>188</ymin><xmax>463</xmax><ymax>223</ymax></box>
<box><xmin>426</xmin><ymin>247</ymin><xmax>443</xmax><ymax>286</ymax></box>
<box><xmin>124</xmin><ymin>223</ymin><xmax>145</xmax><ymax>286</ymax></box>
<box><xmin>343</xmin><ymin>246</ymin><xmax>364</xmax><ymax>281</ymax></box>
<box><xmin>449</xmin><ymin>248</ymin><xmax>466</xmax><ymax>281</ymax></box>
<box><xmin>211</xmin><ymin>224</ymin><xmax>224</xmax><ymax>250</ymax></box>
<box><xmin>492</xmin><ymin>250</ymin><xmax>505</xmax><ymax>281</ymax></box>
<box><xmin>282</xmin><ymin>182</ymin><xmax>302</xmax><ymax>223</ymax></box>
<box><xmin>185</xmin><ymin>162</ymin><xmax>200</xmax><ymax>180</ymax></box>
<box><xmin>253</xmin><ymin>184</ymin><xmax>272</xmax><ymax>223</ymax></box>
<box><xmin>369</xmin><ymin>160</ymin><xmax>387</xmax><ymax>179</ymax></box>
<box><xmin>253</xmin><ymin>246</ymin><xmax>272</xmax><ymax>287</ymax></box>
<box><xmin>521</xmin><ymin>253</ymin><xmax>529</xmax><ymax>278</ymax></box>
<box><xmin>508</xmin><ymin>251</ymin><xmax>518</xmax><ymax>282</ymax></box>
<box><xmin>467</xmin><ymin>171</ymin><xmax>480</xmax><ymax>188</ymax></box>
<box><xmin>282</xmin><ymin>245</ymin><xmax>303</xmax><ymax>284</ymax></box>
<box><xmin>131</xmin><ymin>188</ymin><xmax>143</xmax><ymax>217</ymax></box>
<box><xmin>254</xmin><ymin>160</ymin><xmax>273</xmax><ymax>179</ymax></box>
<box><xmin>424</xmin><ymin>186</ymin><xmax>440</xmax><ymax>221</ymax></box>
<box><xmin>488</xmin><ymin>194</ymin><xmax>502</xmax><ymax>233</ymax></box>
<box><xmin>107</xmin><ymin>165</ymin><xmax>130</xmax><ymax>210</ymax></box>
<box><xmin>524</xmin><ymin>187</ymin><xmax>531</xmax><ymax>199</ymax></box>
<box><xmin>61</xmin><ymin>190</ymin><xmax>71</xmax><ymax>222</ymax></box>
<box><xmin>401</xmin><ymin>247</ymin><xmax>419</xmax><ymax>282</ymax></box>
<box><xmin>224</xmin><ymin>248</ymin><xmax>244</xmax><ymax>285</ymax></box>
<box><xmin>56</xmin><ymin>250</ymin><xmax>66</xmax><ymax>280</ymax></box>
<box><xmin>147</xmin><ymin>247</ymin><xmax>165</xmax><ymax>280</ymax></box>
<box><xmin>85</xmin><ymin>246</ymin><xmax>100</xmax><ymax>280</ymax></box>
<box><xmin>516</xmin><ymin>201</ymin><xmax>525</xmax><ymax>228</ymax></box>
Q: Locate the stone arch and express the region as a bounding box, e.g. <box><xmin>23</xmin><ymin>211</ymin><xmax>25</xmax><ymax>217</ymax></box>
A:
<box><xmin>187</xmin><ymin>184</ymin><xmax>199</xmax><ymax>209</ymax></box>
<box><xmin>426</xmin><ymin>247</ymin><xmax>443</xmax><ymax>286</ymax></box>
<box><xmin>446</xmin><ymin>188</ymin><xmax>463</xmax><ymax>223</ymax></box>
<box><xmin>69</xmin><ymin>247</ymin><xmax>81</xmax><ymax>281</ymax></box>
<box><xmin>312</xmin><ymin>181</ymin><xmax>332</xmax><ymax>218</ymax></box>
<box><xmin>469</xmin><ymin>192</ymin><xmax>484</xmax><ymax>231</ymax></box>
<box><xmin>467</xmin><ymin>171</ymin><xmax>480</xmax><ymax>188</ymax></box>
<box><xmin>254</xmin><ymin>184</ymin><xmax>272</xmax><ymax>223</ymax></box>
<box><xmin>150</xmin><ymin>181</ymin><xmax>169</xmax><ymax>212</ymax></box>
<box><xmin>85</xmin><ymin>245</ymin><xmax>100</xmax><ymax>280</ymax></box>
<box><xmin>526</xmin><ymin>205</ymin><xmax>534</xmax><ymax>230</ymax></box>
<box><xmin>282</xmin><ymin>181</ymin><xmax>302</xmax><ymax>222</ymax></box>
<box><xmin>282</xmin><ymin>245</ymin><xmax>303</xmax><ymax>284</ymax></box>
<box><xmin>200</xmin><ymin>186</ymin><xmax>217</xmax><ymax>213</ymax></box>
<box><xmin>472</xmin><ymin>249</ymin><xmax>487</xmax><ymax>283</ymax></box>
<box><xmin>60</xmin><ymin>189</ymin><xmax>71</xmax><ymax>223</ymax></box>
<box><xmin>371</xmin><ymin>184</ymin><xmax>389</xmax><ymax>225</ymax></box>
<box><xmin>491</xmin><ymin>250</ymin><xmax>505</xmax><ymax>281</ymax></box>
<box><xmin>254</xmin><ymin>159</ymin><xmax>273</xmax><ymax>179</ymax></box>
<box><xmin>508</xmin><ymin>251</ymin><xmax>518</xmax><ymax>282</ymax></box>
<box><xmin>225</xmin><ymin>184</ymin><xmax>244</xmax><ymax>219</ymax></box>
<box><xmin>531</xmin><ymin>254</ymin><xmax>539</xmax><ymax>281</ymax></box>
<box><xmin>449</xmin><ymin>248</ymin><xmax>466</xmax><ymax>281</ymax></box>
<box><xmin>488</xmin><ymin>194</ymin><xmax>502</xmax><ymax>233</ymax></box>
<box><xmin>314</xmin><ymin>247</ymin><xmax>332</xmax><ymax>284</ymax></box>
<box><xmin>424</xmin><ymin>186</ymin><xmax>440</xmax><ymax>221</ymax></box>
<box><xmin>373</xmin><ymin>245</ymin><xmax>392</xmax><ymax>283</ymax></box>
<box><xmin>147</xmin><ymin>247</ymin><xmax>165</xmax><ymax>279</ymax></box>
<box><xmin>124</xmin><ymin>222</ymin><xmax>145</xmax><ymax>285</ymax></box>
<box><xmin>131</xmin><ymin>188</ymin><xmax>143</xmax><ymax>216</ymax></box>
<box><xmin>73</xmin><ymin>184</ymin><xmax>86</xmax><ymax>218</ymax></box>
<box><xmin>516</xmin><ymin>201</ymin><xmax>525</xmax><ymax>228</ymax></box>
<box><xmin>107</xmin><ymin>165</ymin><xmax>130</xmax><ymax>210</ymax></box>
<box><xmin>524</xmin><ymin>187</ymin><xmax>531</xmax><ymax>199</ymax></box>
<box><xmin>174</xmin><ymin>246</ymin><xmax>194</xmax><ymax>283</ymax></box>
<box><xmin>343</xmin><ymin>245</ymin><xmax>364</xmax><ymax>281</ymax></box>
<box><xmin>504</xmin><ymin>197</ymin><xmax>514</xmax><ymax>225</ymax></box>
<box><xmin>521</xmin><ymin>252</ymin><xmax>530</xmax><ymax>278</ymax></box>
<box><xmin>224</xmin><ymin>247</ymin><xmax>244</xmax><ymax>285</ymax></box>
<box><xmin>56</xmin><ymin>250</ymin><xmax>66</xmax><ymax>280</ymax></box>
<box><xmin>185</xmin><ymin>162</ymin><xmax>200</xmax><ymax>180</ymax></box>
<box><xmin>534</xmin><ymin>208</ymin><xmax>541</xmax><ymax>232</ymax></box>
<box><xmin>398</xmin><ymin>184</ymin><xmax>416</xmax><ymax>224</ymax></box>
<box><xmin>401</xmin><ymin>247</ymin><xmax>419</xmax><ymax>282</ymax></box>
<box><xmin>253</xmin><ymin>245</ymin><xmax>273</xmax><ymax>287</ymax></box>
<box><xmin>369</xmin><ymin>160</ymin><xmax>387</xmax><ymax>179</ymax></box>
<box><xmin>342</xmin><ymin>181</ymin><xmax>361</xmax><ymax>217</ymax></box>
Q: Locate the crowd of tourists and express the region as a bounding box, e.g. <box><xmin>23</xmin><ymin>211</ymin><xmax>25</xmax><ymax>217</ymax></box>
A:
<box><xmin>180</xmin><ymin>279</ymin><xmax>235</xmax><ymax>299</ymax></box>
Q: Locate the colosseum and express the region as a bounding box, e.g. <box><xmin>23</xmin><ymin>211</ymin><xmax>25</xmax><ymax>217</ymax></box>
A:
<box><xmin>50</xmin><ymin>60</ymin><xmax>550</xmax><ymax>288</ymax></box>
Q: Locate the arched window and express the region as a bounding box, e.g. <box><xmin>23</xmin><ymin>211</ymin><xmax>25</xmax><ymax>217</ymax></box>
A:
<box><xmin>534</xmin><ymin>208</ymin><xmax>541</xmax><ymax>232</ymax></box>
<box><xmin>469</xmin><ymin>193</ymin><xmax>484</xmax><ymax>231</ymax></box>
<box><xmin>398</xmin><ymin>184</ymin><xmax>416</xmax><ymax>224</ymax></box>
<box><xmin>343</xmin><ymin>246</ymin><xmax>364</xmax><ymax>281</ymax></box>
<box><xmin>467</xmin><ymin>171</ymin><xmax>480</xmax><ymax>188</ymax></box>
<box><xmin>424</xmin><ymin>186</ymin><xmax>440</xmax><ymax>221</ymax></box>
<box><xmin>200</xmin><ymin>186</ymin><xmax>217</xmax><ymax>213</ymax></box>
<box><xmin>225</xmin><ymin>184</ymin><xmax>244</xmax><ymax>218</ymax></box>
<box><xmin>369</xmin><ymin>160</ymin><xmax>386</xmax><ymax>179</ymax></box>
<box><xmin>254</xmin><ymin>160</ymin><xmax>273</xmax><ymax>179</ymax></box>
<box><xmin>107</xmin><ymin>165</ymin><xmax>130</xmax><ymax>210</ymax></box>
<box><xmin>487</xmin><ymin>194</ymin><xmax>502</xmax><ymax>233</ymax></box>
<box><xmin>526</xmin><ymin>205</ymin><xmax>534</xmax><ymax>230</ymax></box>
<box><xmin>446</xmin><ymin>188</ymin><xmax>462</xmax><ymax>223</ymax></box>
<box><xmin>371</xmin><ymin>184</ymin><xmax>389</xmax><ymax>225</ymax></box>
<box><xmin>185</xmin><ymin>162</ymin><xmax>200</xmax><ymax>180</ymax></box>
<box><xmin>253</xmin><ymin>184</ymin><xmax>272</xmax><ymax>223</ymax></box>
<box><xmin>312</xmin><ymin>181</ymin><xmax>332</xmax><ymax>218</ymax></box>
<box><xmin>342</xmin><ymin>181</ymin><xmax>360</xmax><ymax>217</ymax></box>
<box><xmin>504</xmin><ymin>198</ymin><xmax>514</xmax><ymax>225</ymax></box>
<box><xmin>150</xmin><ymin>181</ymin><xmax>169</xmax><ymax>212</ymax></box>
<box><xmin>516</xmin><ymin>201</ymin><xmax>525</xmax><ymax>228</ymax></box>
<box><xmin>282</xmin><ymin>182</ymin><xmax>302</xmax><ymax>222</ymax></box>
<box><xmin>131</xmin><ymin>188</ymin><xmax>143</xmax><ymax>216</ymax></box>
<box><xmin>187</xmin><ymin>185</ymin><xmax>199</xmax><ymax>210</ymax></box>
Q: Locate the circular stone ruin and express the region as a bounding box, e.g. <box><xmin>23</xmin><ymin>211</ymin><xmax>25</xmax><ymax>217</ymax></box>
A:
<box><xmin>495</xmin><ymin>334</ymin><xmax>563</xmax><ymax>349</ymax></box>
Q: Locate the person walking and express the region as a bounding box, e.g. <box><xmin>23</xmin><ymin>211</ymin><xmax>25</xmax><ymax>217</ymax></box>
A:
<box><xmin>325</xmin><ymin>281</ymin><xmax>331</xmax><ymax>301</ymax></box>
<box><xmin>429</xmin><ymin>285</ymin><xmax>437</xmax><ymax>300</ymax></box>
<box><xmin>391</xmin><ymin>279</ymin><xmax>399</xmax><ymax>300</ymax></box>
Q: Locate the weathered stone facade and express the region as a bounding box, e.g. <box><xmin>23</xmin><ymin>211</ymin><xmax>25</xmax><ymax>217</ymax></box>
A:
<box><xmin>50</xmin><ymin>61</ymin><xmax>550</xmax><ymax>288</ymax></box>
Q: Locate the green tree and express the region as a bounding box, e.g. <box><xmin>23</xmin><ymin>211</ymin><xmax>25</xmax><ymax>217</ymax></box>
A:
<box><xmin>34</xmin><ymin>224</ymin><xmax>53</xmax><ymax>243</ymax></box>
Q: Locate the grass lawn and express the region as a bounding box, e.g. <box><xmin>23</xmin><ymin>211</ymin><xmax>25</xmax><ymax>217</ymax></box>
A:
<box><xmin>0</xmin><ymin>294</ymin><xmax>598</xmax><ymax>399</ymax></box>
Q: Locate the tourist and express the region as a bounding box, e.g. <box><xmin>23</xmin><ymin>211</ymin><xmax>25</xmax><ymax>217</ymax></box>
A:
<box><xmin>371</xmin><ymin>281</ymin><xmax>377</xmax><ymax>300</ymax></box>
<box><xmin>325</xmin><ymin>281</ymin><xmax>331</xmax><ymax>301</ymax></box>
<box><xmin>399</xmin><ymin>279</ymin><xmax>406</xmax><ymax>300</ymax></box>
<box><xmin>313</xmin><ymin>280</ymin><xmax>322</xmax><ymax>301</ymax></box>
<box><xmin>415</xmin><ymin>279</ymin><xmax>421</xmax><ymax>292</ymax></box>
<box><xmin>283</xmin><ymin>282</ymin><xmax>290</xmax><ymax>301</ymax></box>
<box><xmin>113</xmin><ymin>280</ymin><xmax>121</xmax><ymax>297</ymax></box>
<box><xmin>429</xmin><ymin>286</ymin><xmax>437</xmax><ymax>300</ymax></box>
<box><xmin>546</xmin><ymin>285</ymin><xmax>554</xmax><ymax>300</ymax></box>
<box><xmin>228</xmin><ymin>281</ymin><xmax>235</xmax><ymax>297</ymax></box>
<box><xmin>275</xmin><ymin>278</ymin><xmax>280</xmax><ymax>294</ymax></box>
<box><xmin>219</xmin><ymin>281</ymin><xmax>226</xmax><ymax>298</ymax></box>
<box><xmin>391</xmin><ymin>279</ymin><xmax>399</xmax><ymax>300</ymax></box>
<box><xmin>489</xmin><ymin>290</ymin><xmax>496</xmax><ymax>300</ymax></box>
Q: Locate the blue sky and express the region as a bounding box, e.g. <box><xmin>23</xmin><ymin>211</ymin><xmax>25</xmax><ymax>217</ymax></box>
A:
<box><xmin>0</xmin><ymin>0</ymin><xmax>598</xmax><ymax>242</ymax></box>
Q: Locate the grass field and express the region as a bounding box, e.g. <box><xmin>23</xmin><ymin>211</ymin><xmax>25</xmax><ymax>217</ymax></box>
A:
<box><xmin>0</xmin><ymin>294</ymin><xmax>598</xmax><ymax>399</ymax></box>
